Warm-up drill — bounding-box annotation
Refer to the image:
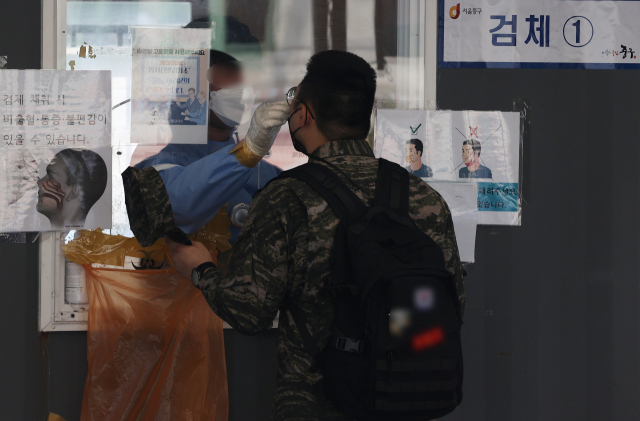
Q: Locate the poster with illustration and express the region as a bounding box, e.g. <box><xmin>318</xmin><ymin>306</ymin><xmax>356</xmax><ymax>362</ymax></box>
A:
<box><xmin>450</xmin><ymin>111</ymin><xmax>521</xmax><ymax>225</ymax></box>
<box><xmin>375</xmin><ymin>109</ymin><xmax>521</xmax><ymax>226</ymax></box>
<box><xmin>375</xmin><ymin>110</ymin><xmax>454</xmax><ymax>180</ymax></box>
<box><xmin>131</xmin><ymin>28</ymin><xmax>211</xmax><ymax>144</ymax></box>
<box><xmin>0</xmin><ymin>147</ymin><xmax>112</xmax><ymax>231</ymax></box>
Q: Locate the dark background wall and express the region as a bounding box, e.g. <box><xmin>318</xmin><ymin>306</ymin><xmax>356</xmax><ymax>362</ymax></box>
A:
<box><xmin>2</xmin><ymin>2</ymin><xmax>639</xmax><ymax>421</ymax></box>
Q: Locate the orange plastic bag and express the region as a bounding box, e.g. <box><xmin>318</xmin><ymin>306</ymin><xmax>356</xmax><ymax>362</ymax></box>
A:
<box><xmin>79</xmin><ymin>267</ymin><xmax>228</xmax><ymax>421</ymax></box>
<box><xmin>66</xmin><ymin>231</ymin><xmax>228</xmax><ymax>421</ymax></box>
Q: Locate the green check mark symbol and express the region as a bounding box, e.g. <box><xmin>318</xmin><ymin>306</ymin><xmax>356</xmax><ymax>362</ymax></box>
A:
<box><xmin>410</xmin><ymin>124</ymin><xmax>422</xmax><ymax>134</ymax></box>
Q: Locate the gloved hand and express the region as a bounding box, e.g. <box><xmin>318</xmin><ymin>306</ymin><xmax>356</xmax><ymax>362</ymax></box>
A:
<box><xmin>245</xmin><ymin>100</ymin><xmax>290</xmax><ymax>156</ymax></box>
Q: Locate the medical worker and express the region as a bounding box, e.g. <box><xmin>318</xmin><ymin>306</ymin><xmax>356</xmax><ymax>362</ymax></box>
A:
<box><xmin>124</xmin><ymin>51</ymin><xmax>288</xmax><ymax>246</ymax></box>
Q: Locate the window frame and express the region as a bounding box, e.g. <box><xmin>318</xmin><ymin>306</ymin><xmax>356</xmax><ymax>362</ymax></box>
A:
<box><xmin>38</xmin><ymin>0</ymin><xmax>438</xmax><ymax>332</ymax></box>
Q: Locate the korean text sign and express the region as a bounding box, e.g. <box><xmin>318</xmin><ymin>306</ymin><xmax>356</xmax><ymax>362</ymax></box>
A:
<box><xmin>131</xmin><ymin>28</ymin><xmax>211</xmax><ymax>145</ymax></box>
<box><xmin>0</xmin><ymin>70</ymin><xmax>112</xmax><ymax>231</ymax></box>
<box><xmin>1</xmin><ymin>70</ymin><xmax>111</xmax><ymax>148</ymax></box>
<box><xmin>441</xmin><ymin>0</ymin><xmax>640</xmax><ymax>69</ymax></box>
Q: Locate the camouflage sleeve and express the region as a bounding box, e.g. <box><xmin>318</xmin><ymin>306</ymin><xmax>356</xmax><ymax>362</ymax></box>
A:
<box><xmin>121</xmin><ymin>166</ymin><xmax>191</xmax><ymax>247</ymax></box>
<box><xmin>409</xmin><ymin>178</ymin><xmax>465</xmax><ymax>319</ymax></box>
<box><xmin>197</xmin><ymin>181</ymin><xmax>307</xmax><ymax>334</ymax></box>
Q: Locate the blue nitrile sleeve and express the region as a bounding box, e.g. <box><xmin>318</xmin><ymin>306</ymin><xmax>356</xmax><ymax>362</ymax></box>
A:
<box><xmin>157</xmin><ymin>144</ymin><xmax>252</xmax><ymax>234</ymax></box>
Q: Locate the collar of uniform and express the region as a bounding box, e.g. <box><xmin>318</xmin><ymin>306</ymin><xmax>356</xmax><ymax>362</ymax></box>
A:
<box><xmin>310</xmin><ymin>139</ymin><xmax>374</xmax><ymax>159</ymax></box>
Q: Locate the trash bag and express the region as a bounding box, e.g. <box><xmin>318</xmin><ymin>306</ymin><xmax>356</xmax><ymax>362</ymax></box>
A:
<box><xmin>65</xmin><ymin>231</ymin><xmax>228</xmax><ymax>421</ymax></box>
<box><xmin>63</xmin><ymin>229</ymin><xmax>178</xmax><ymax>268</ymax></box>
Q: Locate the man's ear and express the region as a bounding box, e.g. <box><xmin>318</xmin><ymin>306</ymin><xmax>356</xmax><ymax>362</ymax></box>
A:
<box><xmin>65</xmin><ymin>185</ymin><xmax>80</xmax><ymax>201</ymax></box>
<box><xmin>302</xmin><ymin>102</ymin><xmax>316</xmax><ymax>127</ymax></box>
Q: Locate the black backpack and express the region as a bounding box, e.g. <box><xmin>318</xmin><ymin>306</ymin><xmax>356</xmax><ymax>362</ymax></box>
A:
<box><xmin>278</xmin><ymin>158</ymin><xmax>463</xmax><ymax>421</ymax></box>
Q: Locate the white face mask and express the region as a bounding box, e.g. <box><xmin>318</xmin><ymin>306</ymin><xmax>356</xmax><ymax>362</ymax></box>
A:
<box><xmin>209</xmin><ymin>86</ymin><xmax>256</xmax><ymax>128</ymax></box>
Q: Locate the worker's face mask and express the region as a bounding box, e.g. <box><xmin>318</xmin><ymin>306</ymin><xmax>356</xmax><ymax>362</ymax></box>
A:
<box><xmin>209</xmin><ymin>86</ymin><xmax>255</xmax><ymax>128</ymax></box>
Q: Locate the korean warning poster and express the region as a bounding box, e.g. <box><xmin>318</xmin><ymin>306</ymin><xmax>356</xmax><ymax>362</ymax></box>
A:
<box><xmin>0</xmin><ymin>70</ymin><xmax>112</xmax><ymax>231</ymax></box>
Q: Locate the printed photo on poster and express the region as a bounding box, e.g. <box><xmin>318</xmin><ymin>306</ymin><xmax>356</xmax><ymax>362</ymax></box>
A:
<box><xmin>131</xmin><ymin>28</ymin><xmax>211</xmax><ymax>145</ymax></box>
<box><xmin>0</xmin><ymin>147</ymin><xmax>112</xmax><ymax>232</ymax></box>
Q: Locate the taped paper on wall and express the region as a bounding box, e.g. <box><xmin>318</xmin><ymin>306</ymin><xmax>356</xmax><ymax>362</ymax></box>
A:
<box><xmin>375</xmin><ymin>109</ymin><xmax>522</xmax><ymax>226</ymax></box>
<box><xmin>0</xmin><ymin>70</ymin><xmax>111</xmax><ymax>148</ymax></box>
<box><xmin>130</xmin><ymin>28</ymin><xmax>211</xmax><ymax>144</ymax></box>
<box><xmin>0</xmin><ymin>147</ymin><xmax>112</xmax><ymax>232</ymax></box>
<box><xmin>427</xmin><ymin>181</ymin><xmax>477</xmax><ymax>263</ymax></box>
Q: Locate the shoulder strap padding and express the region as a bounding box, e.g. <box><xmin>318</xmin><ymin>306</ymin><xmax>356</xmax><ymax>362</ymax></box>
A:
<box><xmin>278</xmin><ymin>163</ymin><xmax>367</xmax><ymax>221</ymax></box>
<box><xmin>376</xmin><ymin>158</ymin><xmax>410</xmax><ymax>213</ymax></box>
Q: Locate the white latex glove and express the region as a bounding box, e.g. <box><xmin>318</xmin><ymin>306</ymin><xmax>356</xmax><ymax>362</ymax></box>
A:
<box><xmin>245</xmin><ymin>100</ymin><xmax>290</xmax><ymax>157</ymax></box>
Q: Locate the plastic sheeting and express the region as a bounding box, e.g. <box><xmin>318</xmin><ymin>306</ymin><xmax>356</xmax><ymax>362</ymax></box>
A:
<box><xmin>64</xmin><ymin>231</ymin><xmax>228</xmax><ymax>421</ymax></box>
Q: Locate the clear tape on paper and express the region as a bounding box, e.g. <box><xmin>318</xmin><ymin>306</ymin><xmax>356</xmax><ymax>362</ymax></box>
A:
<box><xmin>427</xmin><ymin>181</ymin><xmax>478</xmax><ymax>263</ymax></box>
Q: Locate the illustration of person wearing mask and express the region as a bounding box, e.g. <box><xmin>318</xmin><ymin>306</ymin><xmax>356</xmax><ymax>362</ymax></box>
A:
<box><xmin>459</xmin><ymin>139</ymin><xmax>492</xmax><ymax>179</ymax></box>
<box><xmin>37</xmin><ymin>149</ymin><xmax>108</xmax><ymax>230</ymax></box>
<box><xmin>125</xmin><ymin>47</ymin><xmax>289</xmax><ymax>247</ymax></box>
<box><xmin>183</xmin><ymin>91</ymin><xmax>208</xmax><ymax>125</ymax></box>
<box><xmin>404</xmin><ymin>138</ymin><xmax>432</xmax><ymax>178</ymax></box>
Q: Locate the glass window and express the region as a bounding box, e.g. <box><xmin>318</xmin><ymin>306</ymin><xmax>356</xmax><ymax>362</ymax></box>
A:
<box><xmin>64</xmin><ymin>0</ymin><xmax>419</xmax><ymax>237</ymax></box>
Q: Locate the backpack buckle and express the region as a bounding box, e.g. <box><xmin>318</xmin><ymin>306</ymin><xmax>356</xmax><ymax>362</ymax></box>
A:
<box><xmin>335</xmin><ymin>337</ymin><xmax>364</xmax><ymax>353</ymax></box>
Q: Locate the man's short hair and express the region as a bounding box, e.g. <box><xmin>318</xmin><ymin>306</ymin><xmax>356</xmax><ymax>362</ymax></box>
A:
<box><xmin>406</xmin><ymin>138</ymin><xmax>423</xmax><ymax>156</ymax></box>
<box><xmin>188</xmin><ymin>88</ymin><xmax>196</xmax><ymax>93</ymax></box>
<box><xmin>297</xmin><ymin>50</ymin><xmax>376</xmax><ymax>140</ymax></box>
<box><xmin>56</xmin><ymin>149</ymin><xmax>108</xmax><ymax>218</ymax></box>
<box><xmin>463</xmin><ymin>139</ymin><xmax>482</xmax><ymax>156</ymax></box>
<box><xmin>209</xmin><ymin>50</ymin><xmax>241</xmax><ymax>70</ymax></box>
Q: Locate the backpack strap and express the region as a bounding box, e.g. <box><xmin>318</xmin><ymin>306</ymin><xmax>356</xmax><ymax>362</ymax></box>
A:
<box><xmin>270</xmin><ymin>163</ymin><xmax>367</xmax><ymax>356</ymax></box>
<box><xmin>282</xmin><ymin>163</ymin><xmax>368</xmax><ymax>220</ymax></box>
<box><xmin>375</xmin><ymin>158</ymin><xmax>410</xmax><ymax>214</ymax></box>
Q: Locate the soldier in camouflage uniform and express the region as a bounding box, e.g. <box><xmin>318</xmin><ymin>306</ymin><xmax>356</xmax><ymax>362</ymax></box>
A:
<box><xmin>167</xmin><ymin>51</ymin><xmax>465</xmax><ymax>421</ymax></box>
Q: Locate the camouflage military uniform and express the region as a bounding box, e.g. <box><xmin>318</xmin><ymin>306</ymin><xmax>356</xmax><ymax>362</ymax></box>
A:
<box><xmin>198</xmin><ymin>138</ymin><xmax>465</xmax><ymax>421</ymax></box>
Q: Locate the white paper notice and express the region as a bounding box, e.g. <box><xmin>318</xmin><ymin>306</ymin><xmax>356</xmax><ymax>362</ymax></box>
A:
<box><xmin>0</xmin><ymin>70</ymin><xmax>113</xmax><ymax>232</ymax></box>
<box><xmin>131</xmin><ymin>28</ymin><xmax>211</xmax><ymax>145</ymax></box>
<box><xmin>0</xmin><ymin>70</ymin><xmax>111</xmax><ymax>148</ymax></box>
<box><xmin>426</xmin><ymin>182</ymin><xmax>478</xmax><ymax>263</ymax></box>
<box><xmin>375</xmin><ymin>109</ymin><xmax>522</xmax><ymax>226</ymax></box>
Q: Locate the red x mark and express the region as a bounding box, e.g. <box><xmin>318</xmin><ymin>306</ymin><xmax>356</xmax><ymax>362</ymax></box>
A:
<box><xmin>469</xmin><ymin>126</ymin><xmax>478</xmax><ymax>137</ymax></box>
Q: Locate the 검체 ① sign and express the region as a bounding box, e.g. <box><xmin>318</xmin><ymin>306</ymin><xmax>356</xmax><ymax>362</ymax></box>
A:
<box><xmin>440</xmin><ymin>0</ymin><xmax>640</xmax><ymax>69</ymax></box>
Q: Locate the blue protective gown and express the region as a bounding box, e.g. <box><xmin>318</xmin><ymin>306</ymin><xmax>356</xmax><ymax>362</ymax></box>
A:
<box><xmin>135</xmin><ymin>133</ymin><xmax>281</xmax><ymax>241</ymax></box>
